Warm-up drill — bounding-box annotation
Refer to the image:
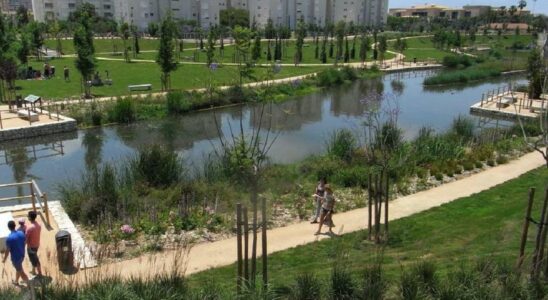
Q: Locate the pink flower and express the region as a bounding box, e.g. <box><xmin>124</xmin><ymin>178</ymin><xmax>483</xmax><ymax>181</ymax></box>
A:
<box><xmin>120</xmin><ymin>224</ymin><xmax>135</xmax><ymax>235</ymax></box>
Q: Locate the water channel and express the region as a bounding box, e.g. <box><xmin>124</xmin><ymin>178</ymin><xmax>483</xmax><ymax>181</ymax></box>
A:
<box><xmin>0</xmin><ymin>70</ymin><xmax>526</xmax><ymax>198</ymax></box>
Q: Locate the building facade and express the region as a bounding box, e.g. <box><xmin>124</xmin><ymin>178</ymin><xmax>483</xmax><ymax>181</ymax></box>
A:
<box><xmin>389</xmin><ymin>4</ymin><xmax>529</xmax><ymax>20</ymax></box>
<box><xmin>31</xmin><ymin>0</ymin><xmax>388</xmax><ymax>30</ymax></box>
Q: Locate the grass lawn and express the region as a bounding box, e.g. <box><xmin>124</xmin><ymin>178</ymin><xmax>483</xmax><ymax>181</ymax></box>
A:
<box><xmin>189</xmin><ymin>166</ymin><xmax>548</xmax><ymax>289</ymax></box>
<box><xmin>389</xmin><ymin>37</ymin><xmax>455</xmax><ymax>62</ymax></box>
<box><xmin>44</xmin><ymin>38</ymin><xmax>161</xmax><ymax>55</ymax></box>
<box><xmin>16</xmin><ymin>58</ymin><xmax>327</xmax><ymax>99</ymax></box>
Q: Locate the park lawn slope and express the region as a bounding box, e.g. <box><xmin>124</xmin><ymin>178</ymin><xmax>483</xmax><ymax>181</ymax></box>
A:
<box><xmin>15</xmin><ymin>58</ymin><xmax>327</xmax><ymax>99</ymax></box>
<box><xmin>189</xmin><ymin>167</ymin><xmax>548</xmax><ymax>288</ymax></box>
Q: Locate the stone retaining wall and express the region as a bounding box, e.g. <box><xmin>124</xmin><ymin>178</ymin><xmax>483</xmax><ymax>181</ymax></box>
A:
<box><xmin>0</xmin><ymin>117</ymin><xmax>77</xmax><ymax>142</ymax></box>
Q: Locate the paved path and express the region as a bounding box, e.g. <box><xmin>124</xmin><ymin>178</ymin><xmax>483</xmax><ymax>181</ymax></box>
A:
<box><xmin>41</xmin><ymin>151</ymin><xmax>545</xmax><ymax>285</ymax></box>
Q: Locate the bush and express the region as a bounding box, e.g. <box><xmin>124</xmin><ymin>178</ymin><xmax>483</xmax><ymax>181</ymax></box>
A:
<box><xmin>475</xmin><ymin>161</ymin><xmax>484</xmax><ymax>168</ymax></box>
<box><xmin>450</xmin><ymin>115</ymin><xmax>475</xmax><ymax>142</ymax></box>
<box><xmin>434</xmin><ymin>173</ymin><xmax>443</xmax><ymax>181</ymax></box>
<box><xmin>487</xmin><ymin>159</ymin><xmax>496</xmax><ymax>167</ymax></box>
<box><xmin>360</xmin><ymin>263</ymin><xmax>387</xmax><ymax>300</ymax></box>
<box><xmin>333</xmin><ymin>166</ymin><xmax>369</xmax><ymax>187</ymax></box>
<box><xmin>292</xmin><ymin>273</ymin><xmax>322</xmax><ymax>300</ymax></box>
<box><xmin>327</xmin><ymin>129</ymin><xmax>357</xmax><ymax>163</ymax></box>
<box><xmin>330</xmin><ymin>267</ymin><xmax>355</xmax><ymax>299</ymax></box>
<box><xmin>463</xmin><ymin>161</ymin><xmax>475</xmax><ymax>171</ymax></box>
<box><xmin>133</xmin><ymin>144</ymin><xmax>183</xmax><ymax>188</ymax></box>
<box><xmin>442</xmin><ymin>55</ymin><xmax>472</xmax><ymax>68</ymax></box>
<box><xmin>496</xmin><ymin>155</ymin><xmax>509</xmax><ymax>165</ymax></box>
<box><xmin>91</xmin><ymin>110</ymin><xmax>102</xmax><ymax>126</ymax></box>
<box><xmin>109</xmin><ymin>97</ymin><xmax>136</xmax><ymax>123</ymax></box>
<box><xmin>316</xmin><ymin>68</ymin><xmax>344</xmax><ymax>87</ymax></box>
<box><xmin>166</xmin><ymin>91</ymin><xmax>191</xmax><ymax>114</ymax></box>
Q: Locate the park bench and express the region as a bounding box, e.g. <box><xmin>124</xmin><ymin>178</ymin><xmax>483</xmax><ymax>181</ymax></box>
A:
<box><xmin>128</xmin><ymin>84</ymin><xmax>152</xmax><ymax>92</ymax></box>
<box><xmin>496</xmin><ymin>96</ymin><xmax>516</xmax><ymax>108</ymax></box>
<box><xmin>17</xmin><ymin>109</ymin><xmax>39</xmax><ymax>122</ymax></box>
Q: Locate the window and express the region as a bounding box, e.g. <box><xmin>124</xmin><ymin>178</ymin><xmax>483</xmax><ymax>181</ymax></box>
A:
<box><xmin>104</xmin><ymin>5</ymin><xmax>111</xmax><ymax>9</ymax></box>
<box><xmin>45</xmin><ymin>3</ymin><xmax>53</xmax><ymax>9</ymax></box>
<box><xmin>68</xmin><ymin>3</ymin><xmax>75</xmax><ymax>9</ymax></box>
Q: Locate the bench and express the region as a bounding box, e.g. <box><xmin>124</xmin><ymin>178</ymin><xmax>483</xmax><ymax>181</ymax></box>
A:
<box><xmin>496</xmin><ymin>96</ymin><xmax>515</xmax><ymax>108</ymax></box>
<box><xmin>128</xmin><ymin>84</ymin><xmax>152</xmax><ymax>92</ymax></box>
<box><xmin>17</xmin><ymin>110</ymin><xmax>39</xmax><ymax>122</ymax></box>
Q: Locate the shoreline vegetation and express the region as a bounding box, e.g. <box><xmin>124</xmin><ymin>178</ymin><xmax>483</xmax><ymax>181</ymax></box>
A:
<box><xmin>65</xmin><ymin>66</ymin><xmax>382</xmax><ymax>128</ymax></box>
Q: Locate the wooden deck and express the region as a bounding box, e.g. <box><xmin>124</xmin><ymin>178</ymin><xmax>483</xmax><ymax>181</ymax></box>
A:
<box><xmin>470</xmin><ymin>89</ymin><xmax>546</xmax><ymax>120</ymax></box>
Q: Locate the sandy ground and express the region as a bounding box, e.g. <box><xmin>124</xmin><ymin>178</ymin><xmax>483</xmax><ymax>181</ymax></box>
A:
<box><xmin>0</xmin><ymin>151</ymin><xmax>541</xmax><ymax>287</ymax></box>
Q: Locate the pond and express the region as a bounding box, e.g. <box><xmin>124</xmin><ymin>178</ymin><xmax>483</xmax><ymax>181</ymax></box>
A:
<box><xmin>0</xmin><ymin>70</ymin><xmax>526</xmax><ymax>198</ymax></box>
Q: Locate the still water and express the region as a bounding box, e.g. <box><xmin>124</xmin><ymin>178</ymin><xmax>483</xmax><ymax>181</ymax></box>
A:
<box><xmin>0</xmin><ymin>70</ymin><xmax>525</xmax><ymax>197</ymax></box>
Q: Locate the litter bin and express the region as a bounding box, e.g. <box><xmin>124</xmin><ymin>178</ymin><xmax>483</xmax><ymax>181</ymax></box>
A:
<box><xmin>55</xmin><ymin>230</ymin><xmax>74</xmax><ymax>270</ymax></box>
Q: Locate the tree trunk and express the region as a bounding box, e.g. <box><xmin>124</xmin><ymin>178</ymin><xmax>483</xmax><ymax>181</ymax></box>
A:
<box><xmin>251</xmin><ymin>179</ymin><xmax>258</xmax><ymax>285</ymax></box>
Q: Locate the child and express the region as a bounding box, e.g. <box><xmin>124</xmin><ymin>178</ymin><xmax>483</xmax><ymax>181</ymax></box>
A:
<box><xmin>315</xmin><ymin>185</ymin><xmax>335</xmax><ymax>235</ymax></box>
<box><xmin>17</xmin><ymin>218</ymin><xmax>26</xmax><ymax>233</ymax></box>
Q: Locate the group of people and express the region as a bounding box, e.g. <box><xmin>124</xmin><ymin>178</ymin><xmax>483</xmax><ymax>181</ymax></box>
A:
<box><xmin>311</xmin><ymin>177</ymin><xmax>336</xmax><ymax>235</ymax></box>
<box><xmin>3</xmin><ymin>211</ymin><xmax>42</xmax><ymax>287</ymax></box>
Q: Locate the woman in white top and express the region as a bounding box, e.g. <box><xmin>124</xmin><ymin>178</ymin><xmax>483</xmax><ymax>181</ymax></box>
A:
<box><xmin>311</xmin><ymin>177</ymin><xmax>327</xmax><ymax>224</ymax></box>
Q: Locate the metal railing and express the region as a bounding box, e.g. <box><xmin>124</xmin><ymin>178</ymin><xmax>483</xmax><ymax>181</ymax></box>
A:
<box><xmin>0</xmin><ymin>180</ymin><xmax>50</xmax><ymax>226</ymax></box>
<box><xmin>0</xmin><ymin>102</ymin><xmax>65</xmax><ymax>129</ymax></box>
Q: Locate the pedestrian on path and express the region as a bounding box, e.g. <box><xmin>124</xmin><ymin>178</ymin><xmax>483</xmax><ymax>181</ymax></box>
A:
<box><xmin>310</xmin><ymin>177</ymin><xmax>327</xmax><ymax>224</ymax></box>
<box><xmin>314</xmin><ymin>184</ymin><xmax>336</xmax><ymax>235</ymax></box>
<box><xmin>26</xmin><ymin>211</ymin><xmax>42</xmax><ymax>277</ymax></box>
<box><xmin>2</xmin><ymin>220</ymin><xmax>29</xmax><ymax>286</ymax></box>
<box><xmin>63</xmin><ymin>66</ymin><xmax>69</xmax><ymax>81</ymax></box>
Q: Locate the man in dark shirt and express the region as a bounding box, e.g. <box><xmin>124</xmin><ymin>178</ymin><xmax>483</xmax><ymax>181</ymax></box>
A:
<box><xmin>2</xmin><ymin>220</ymin><xmax>29</xmax><ymax>286</ymax></box>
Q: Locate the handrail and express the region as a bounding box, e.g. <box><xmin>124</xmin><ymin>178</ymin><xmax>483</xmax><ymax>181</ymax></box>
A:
<box><xmin>0</xmin><ymin>180</ymin><xmax>51</xmax><ymax>226</ymax></box>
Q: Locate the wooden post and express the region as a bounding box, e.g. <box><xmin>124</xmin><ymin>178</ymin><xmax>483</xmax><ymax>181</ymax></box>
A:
<box><xmin>480</xmin><ymin>93</ymin><xmax>484</xmax><ymax>107</ymax></box>
<box><xmin>0</xmin><ymin>111</ymin><xmax>3</xmax><ymax>129</ymax></box>
<box><xmin>43</xmin><ymin>192</ymin><xmax>50</xmax><ymax>225</ymax></box>
<box><xmin>27</xmin><ymin>108</ymin><xmax>32</xmax><ymax>125</ymax></box>
<box><xmin>29</xmin><ymin>182</ymin><xmax>36</xmax><ymax>212</ymax></box>
<box><xmin>535</xmin><ymin>188</ymin><xmax>548</xmax><ymax>272</ymax></box>
<box><xmin>517</xmin><ymin>188</ymin><xmax>535</xmax><ymax>268</ymax></box>
<box><xmin>532</xmin><ymin>188</ymin><xmax>548</xmax><ymax>278</ymax></box>
<box><xmin>243</xmin><ymin>206</ymin><xmax>249</xmax><ymax>283</ymax></box>
<box><xmin>236</xmin><ymin>203</ymin><xmax>243</xmax><ymax>294</ymax></box>
<box><xmin>368</xmin><ymin>173</ymin><xmax>373</xmax><ymax>240</ymax></box>
<box><xmin>384</xmin><ymin>173</ymin><xmax>389</xmax><ymax>240</ymax></box>
<box><xmin>251</xmin><ymin>182</ymin><xmax>258</xmax><ymax>285</ymax></box>
<box><xmin>262</xmin><ymin>195</ymin><xmax>268</xmax><ymax>289</ymax></box>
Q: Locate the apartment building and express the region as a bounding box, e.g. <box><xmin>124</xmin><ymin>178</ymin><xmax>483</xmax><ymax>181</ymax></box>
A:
<box><xmin>389</xmin><ymin>4</ymin><xmax>529</xmax><ymax>20</ymax></box>
<box><xmin>30</xmin><ymin>0</ymin><xmax>388</xmax><ymax>30</ymax></box>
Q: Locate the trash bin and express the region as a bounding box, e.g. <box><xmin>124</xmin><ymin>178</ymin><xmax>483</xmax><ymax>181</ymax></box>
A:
<box><xmin>55</xmin><ymin>230</ymin><xmax>74</xmax><ymax>270</ymax></box>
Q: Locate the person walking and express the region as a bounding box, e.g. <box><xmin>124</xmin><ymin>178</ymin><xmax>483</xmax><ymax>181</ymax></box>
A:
<box><xmin>25</xmin><ymin>211</ymin><xmax>42</xmax><ymax>277</ymax></box>
<box><xmin>17</xmin><ymin>218</ymin><xmax>26</xmax><ymax>233</ymax></box>
<box><xmin>310</xmin><ymin>177</ymin><xmax>327</xmax><ymax>224</ymax></box>
<box><xmin>63</xmin><ymin>66</ymin><xmax>69</xmax><ymax>81</ymax></box>
<box><xmin>2</xmin><ymin>220</ymin><xmax>29</xmax><ymax>286</ymax></box>
<box><xmin>314</xmin><ymin>184</ymin><xmax>336</xmax><ymax>235</ymax></box>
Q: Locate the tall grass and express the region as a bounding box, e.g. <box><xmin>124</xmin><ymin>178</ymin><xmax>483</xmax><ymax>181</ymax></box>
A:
<box><xmin>326</xmin><ymin>129</ymin><xmax>357</xmax><ymax>163</ymax></box>
<box><xmin>131</xmin><ymin>144</ymin><xmax>184</xmax><ymax>188</ymax></box>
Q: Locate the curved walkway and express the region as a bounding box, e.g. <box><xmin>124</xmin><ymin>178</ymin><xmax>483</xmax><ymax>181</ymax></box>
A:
<box><xmin>23</xmin><ymin>151</ymin><xmax>544</xmax><ymax>286</ymax></box>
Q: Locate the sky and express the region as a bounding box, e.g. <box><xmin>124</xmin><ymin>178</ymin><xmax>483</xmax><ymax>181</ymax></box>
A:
<box><xmin>389</xmin><ymin>0</ymin><xmax>548</xmax><ymax>15</ymax></box>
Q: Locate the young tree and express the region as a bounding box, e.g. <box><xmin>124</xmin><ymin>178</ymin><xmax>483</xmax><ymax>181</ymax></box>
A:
<box><xmin>233</xmin><ymin>26</ymin><xmax>252</xmax><ymax>85</ymax></box>
<box><xmin>206</xmin><ymin>28</ymin><xmax>217</xmax><ymax>66</ymax></box>
<box><xmin>17</xmin><ymin>32</ymin><xmax>30</xmax><ymax>66</ymax></box>
<box><xmin>359</xmin><ymin>35</ymin><xmax>370</xmax><ymax>64</ymax></box>
<box><xmin>147</xmin><ymin>22</ymin><xmax>159</xmax><ymax>37</ymax></box>
<box><xmin>295</xmin><ymin>21</ymin><xmax>306</xmax><ymax>65</ymax></box>
<box><xmin>132</xmin><ymin>24</ymin><xmax>140</xmax><ymax>57</ymax></box>
<box><xmin>266</xmin><ymin>40</ymin><xmax>272</xmax><ymax>61</ymax></box>
<box><xmin>329</xmin><ymin>38</ymin><xmax>334</xmax><ymax>58</ymax></box>
<box><xmin>372</xmin><ymin>30</ymin><xmax>378</xmax><ymax>60</ymax></box>
<box><xmin>28</xmin><ymin>21</ymin><xmax>44</xmax><ymax>60</ymax></box>
<box><xmin>264</xmin><ymin>18</ymin><xmax>275</xmax><ymax>39</ymax></box>
<box><xmin>119</xmin><ymin>22</ymin><xmax>131</xmax><ymax>62</ymax></box>
<box><xmin>343</xmin><ymin>36</ymin><xmax>350</xmax><ymax>63</ymax></box>
<box><xmin>156</xmin><ymin>15</ymin><xmax>178</xmax><ymax>91</ymax></box>
<box><xmin>378</xmin><ymin>35</ymin><xmax>387</xmax><ymax>63</ymax></box>
<box><xmin>251</xmin><ymin>33</ymin><xmax>261</xmax><ymax>61</ymax></box>
<box><xmin>350</xmin><ymin>36</ymin><xmax>356</xmax><ymax>60</ymax></box>
<box><xmin>394</xmin><ymin>36</ymin><xmax>407</xmax><ymax>53</ymax></box>
<box><xmin>74</xmin><ymin>24</ymin><xmax>95</xmax><ymax>98</ymax></box>
<box><xmin>320</xmin><ymin>36</ymin><xmax>327</xmax><ymax>64</ymax></box>
<box><xmin>16</xmin><ymin>6</ymin><xmax>29</xmax><ymax>28</ymax></box>
<box><xmin>526</xmin><ymin>48</ymin><xmax>545</xmax><ymax>99</ymax></box>
<box><xmin>335</xmin><ymin>21</ymin><xmax>345</xmax><ymax>62</ymax></box>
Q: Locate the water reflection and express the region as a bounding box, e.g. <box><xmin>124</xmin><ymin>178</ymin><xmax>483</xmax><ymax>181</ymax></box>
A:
<box><xmin>0</xmin><ymin>70</ymin><xmax>527</xmax><ymax>197</ymax></box>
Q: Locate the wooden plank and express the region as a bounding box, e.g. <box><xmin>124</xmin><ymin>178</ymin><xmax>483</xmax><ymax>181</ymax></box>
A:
<box><xmin>32</xmin><ymin>180</ymin><xmax>43</xmax><ymax>198</ymax></box>
<box><xmin>0</xmin><ymin>195</ymin><xmax>31</xmax><ymax>202</ymax></box>
<box><xmin>0</xmin><ymin>182</ymin><xmax>32</xmax><ymax>188</ymax></box>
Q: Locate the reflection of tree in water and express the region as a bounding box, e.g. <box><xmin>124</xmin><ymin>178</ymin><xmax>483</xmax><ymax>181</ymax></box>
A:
<box><xmin>391</xmin><ymin>80</ymin><xmax>405</xmax><ymax>97</ymax></box>
<box><xmin>330</xmin><ymin>78</ymin><xmax>384</xmax><ymax>117</ymax></box>
<box><xmin>248</xmin><ymin>94</ymin><xmax>323</xmax><ymax>131</ymax></box>
<box><xmin>115</xmin><ymin>113</ymin><xmax>221</xmax><ymax>151</ymax></box>
<box><xmin>5</xmin><ymin>148</ymin><xmax>35</xmax><ymax>196</ymax></box>
<box><xmin>82</xmin><ymin>129</ymin><xmax>104</xmax><ymax>169</ymax></box>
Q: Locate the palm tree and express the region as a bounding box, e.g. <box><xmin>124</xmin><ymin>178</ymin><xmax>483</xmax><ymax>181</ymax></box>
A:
<box><xmin>518</xmin><ymin>0</ymin><xmax>527</xmax><ymax>12</ymax></box>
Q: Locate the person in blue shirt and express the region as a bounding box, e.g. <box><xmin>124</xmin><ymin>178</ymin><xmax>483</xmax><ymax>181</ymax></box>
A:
<box><xmin>2</xmin><ymin>220</ymin><xmax>29</xmax><ymax>286</ymax></box>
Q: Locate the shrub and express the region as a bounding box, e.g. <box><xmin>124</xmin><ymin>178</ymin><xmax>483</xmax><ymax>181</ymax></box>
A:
<box><xmin>132</xmin><ymin>144</ymin><xmax>183</xmax><ymax>188</ymax></box>
<box><xmin>327</xmin><ymin>129</ymin><xmax>357</xmax><ymax>163</ymax></box>
<box><xmin>450</xmin><ymin>115</ymin><xmax>475</xmax><ymax>142</ymax></box>
<box><xmin>109</xmin><ymin>97</ymin><xmax>136</xmax><ymax>123</ymax></box>
<box><xmin>434</xmin><ymin>173</ymin><xmax>443</xmax><ymax>181</ymax></box>
<box><xmin>487</xmin><ymin>159</ymin><xmax>496</xmax><ymax>167</ymax></box>
<box><xmin>333</xmin><ymin>166</ymin><xmax>369</xmax><ymax>187</ymax></box>
<box><xmin>360</xmin><ymin>263</ymin><xmax>387</xmax><ymax>300</ymax></box>
<box><xmin>330</xmin><ymin>267</ymin><xmax>355</xmax><ymax>299</ymax></box>
<box><xmin>463</xmin><ymin>161</ymin><xmax>475</xmax><ymax>171</ymax></box>
<box><xmin>442</xmin><ymin>55</ymin><xmax>472</xmax><ymax>68</ymax></box>
<box><xmin>475</xmin><ymin>161</ymin><xmax>484</xmax><ymax>168</ymax></box>
<box><xmin>316</xmin><ymin>68</ymin><xmax>344</xmax><ymax>87</ymax></box>
<box><xmin>166</xmin><ymin>91</ymin><xmax>191</xmax><ymax>114</ymax></box>
<box><xmin>400</xmin><ymin>269</ymin><xmax>420</xmax><ymax>300</ymax></box>
<box><xmin>340</xmin><ymin>66</ymin><xmax>358</xmax><ymax>81</ymax></box>
<box><xmin>496</xmin><ymin>155</ymin><xmax>509</xmax><ymax>165</ymax></box>
<box><xmin>292</xmin><ymin>273</ymin><xmax>322</xmax><ymax>300</ymax></box>
<box><xmin>413</xmin><ymin>260</ymin><xmax>437</xmax><ymax>295</ymax></box>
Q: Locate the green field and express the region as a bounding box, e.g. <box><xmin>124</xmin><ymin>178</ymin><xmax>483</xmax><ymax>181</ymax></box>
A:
<box><xmin>390</xmin><ymin>37</ymin><xmax>455</xmax><ymax>62</ymax></box>
<box><xmin>189</xmin><ymin>166</ymin><xmax>548</xmax><ymax>289</ymax></box>
<box><xmin>44</xmin><ymin>38</ymin><xmax>162</xmax><ymax>55</ymax></box>
<box><xmin>16</xmin><ymin>58</ymin><xmax>326</xmax><ymax>99</ymax></box>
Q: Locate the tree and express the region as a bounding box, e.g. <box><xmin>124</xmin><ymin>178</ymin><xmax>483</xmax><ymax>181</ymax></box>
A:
<box><xmin>74</xmin><ymin>24</ymin><xmax>96</xmax><ymax>98</ymax></box>
<box><xmin>378</xmin><ymin>35</ymin><xmax>387</xmax><ymax>63</ymax></box>
<box><xmin>251</xmin><ymin>33</ymin><xmax>261</xmax><ymax>61</ymax></box>
<box><xmin>264</xmin><ymin>19</ymin><xmax>275</xmax><ymax>39</ymax></box>
<box><xmin>526</xmin><ymin>48</ymin><xmax>544</xmax><ymax>99</ymax></box>
<box><xmin>350</xmin><ymin>36</ymin><xmax>356</xmax><ymax>60</ymax></box>
<box><xmin>518</xmin><ymin>0</ymin><xmax>527</xmax><ymax>11</ymax></box>
<box><xmin>233</xmin><ymin>26</ymin><xmax>252</xmax><ymax>85</ymax></box>
<box><xmin>16</xmin><ymin>6</ymin><xmax>29</xmax><ymax>28</ymax></box>
<box><xmin>220</xmin><ymin>8</ymin><xmax>250</xmax><ymax>29</ymax></box>
<box><xmin>335</xmin><ymin>21</ymin><xmax>345</xmax><ymax>63</ymax></box>
<box><xmin>394</xmin><ymin>36</ymin><xmax>407</xmax><ymax>53</ymax></box>
<box><xmin>148</xmin><ymin>22</ymin><xmax>159</xmax><ymax>37</ymax></box>
<box><xmin>320</xmin><ymin>36</ymin><xmax>327</xmax><ymax>64</ymax></box>
<box><xmin>119</xmin><ymin>22</ymin><xmax>131</xmax><ymax>62</ymax></box>
<box><xmin>17</xmin><ymin>32</ymin><xmax>30</xmax><ymax>66</ymax></box>
<box><xmin>28</xmin><ymin>21</ymin><xmax>44</xmax><ymax>60</ymax></box>
<box><xmin>372</xmin><ymin>30</ymin><xmax>378</xmax><ymax>60</ymax></box>
<box><xmin>49</xmin><ymin>20</ymin><xmax>63</xmax><ymax>57</ymax></box>
<box><xmin>295</xmin><ymin>21</ymin><xmax>306</xmax><ymax>65</ymax></box>
<box><xmin>359</xmin><ymin>35</ymin><xmax>370</xmax><ymax>64</ymax></box>
<box><xmin>343</xmin><ymin>36</ymin><xmax>350</xmax><ymax>63</ymax></box>
<box><xmin>314</xmin><ymin>36</ymin><xmax>319</xmax><ymax>59</ymax></box>
<box><xmin>329</xmin><ymin>38</ymin><xmax>334</xmax><ymax>58</ymax></box>
<box><xmin>266</xmin><ymin>40</ymin><xmax>272</xmax><ymax>61</ymax></box>
<box><xmin>132</xmin><ymin>24</ymin><xmax>140</xmax><ymax>57</ymax></box>
<box><xmin>206</xmin><ymin>28</ymin><xmax>217</xmax><ymax>66</ymax></box>
<box><xmin>156</xmin><ymin>15</ymin><xmax>178</xmax><ymax>91</ymax></box>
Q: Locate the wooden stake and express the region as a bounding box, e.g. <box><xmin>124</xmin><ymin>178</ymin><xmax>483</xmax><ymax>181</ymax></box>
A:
<box><xmin>535</xmin><ymin>188</ymin><xmax>548</xmax><ymax>274</ymax></box>
<box><xmin>517</xmin><ymin>188</ymin><xmax>535</xmax><ymax>268</ymax></box>
<box><xmin>384</xmin><ymin>173</ymin><xmax>389</xmax><ymax>241</ymax></box>
<box><xmin>368</xmin><ymin>173</ymin><xmax>373</xmax><ymax>240</ymax></box>
<box><xmin>262</xmin><ymin>195</ymin><xmax>268</xmax><ymax>289</ymax></box>
<box><xmin>236</xmin><ymin>203</ymin><xmax>243</xmax><ymax>294</ymax></box>
<box><xmin>251</xmin><ymin>181</ymin><xmax>258</xmax><ymax>285</ymax></box>
<box><xmin>243</xmin><ymin>206</ymin><xmax>249</xmax><ymax>283</ymax></box>
<box><xmin>532</xmin><ymin>188</ymin><xmax>548</xmax><ymax>278</ymax></box>
<box><xmin>29</xmin><ymin>183</ymin><xmax>36</xmax><ymax>212</ymax></box>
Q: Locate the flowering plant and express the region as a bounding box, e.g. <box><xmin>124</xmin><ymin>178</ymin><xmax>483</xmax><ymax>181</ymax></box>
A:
<box><xmin>120</xmin><ymin>224</ymin><xmax>135</xmax><ymax>236</ymax></box>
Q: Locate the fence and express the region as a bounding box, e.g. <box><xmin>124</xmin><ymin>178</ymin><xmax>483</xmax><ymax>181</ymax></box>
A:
<box><xmin>0</xmin><ymin>102</ymin><xmax>66</xmax><ymax>130</ymax></box>
<box><xmin>0</xmin><ymin>180</ymin><xmax>50</xmax><ymax>226</ymax></box>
